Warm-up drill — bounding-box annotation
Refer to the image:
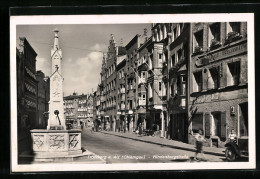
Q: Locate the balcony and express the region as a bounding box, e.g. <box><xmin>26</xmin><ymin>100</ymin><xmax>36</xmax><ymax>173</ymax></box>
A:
<box><xmin>121</xmin><ymin>104</ymin><xmax>125</xmax><ymax>110</ymax></box>
<box><xmin>138</xmin><ymin>78</ymin><xmax>146</xmax><ymax>84</ymax></box>
<box><xmin>179</xmin><ymin>98</ymin><xmax>186</xmax><ymax>108</ymax></box>
<box><xmin>120</xmin><ymin>88</ymin><xmax>125</xmax><ymax>94</ymax></box>
<box><xmin>100</xmin><ymin>95</ymin><xmax>106</xmax><ymax>102</ymax></box>
<box><xmin>128</xmin><ymin>90</ymin><xmax>135</xmax><ymax>98</ymax></box>
<box><xmin>138</xmin><ymin>100</ymin><xmax>146</xmax><ymax>106</ymax></box>
<box><xmin>193</xmin><ymin>46</ymin><xmax>204</xmax><ymax>55</ymax></box>
<box><xmin>224</xmin><ymin>31</ymin><xmax>243</xmax><ymax>45</ymax></box>
<box><xmin>210</xmin><ymin>39</ymin><xmax>222</xmax><ymax>50</ymax></box>
<box><xmin>121</xmin><ymin>94</ymin><xmax>125</xmax><ymax>101</ymax></box>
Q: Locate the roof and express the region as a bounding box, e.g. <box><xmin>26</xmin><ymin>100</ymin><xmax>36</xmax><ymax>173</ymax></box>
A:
<box><xmin>118</xmin><ymin>46</ymin><xmax>126</xmax><ymax>56</ymax></box>
<box><xmin>125</xmin><ymin>34</ymin><xmax>140</xmax><ymax>50</ymax></box>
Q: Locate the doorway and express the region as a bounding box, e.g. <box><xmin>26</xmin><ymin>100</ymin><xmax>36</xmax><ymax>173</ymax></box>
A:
<box><xmin>239</xmin><ymin>102</ymin><xmax>248</xmax><ymax>137</ymax></box>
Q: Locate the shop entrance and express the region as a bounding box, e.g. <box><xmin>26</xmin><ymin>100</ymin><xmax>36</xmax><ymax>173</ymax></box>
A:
<box><xmin>239</xmin><ymin>102</ymin><xmax>248</xmax><ymax>137</ymax></box>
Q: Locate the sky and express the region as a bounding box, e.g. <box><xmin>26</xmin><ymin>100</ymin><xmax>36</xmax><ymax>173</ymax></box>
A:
<box><xmin>16</xmin><ymin>24</ymin><xmax>151</xmax><ymax>96</ymax></box>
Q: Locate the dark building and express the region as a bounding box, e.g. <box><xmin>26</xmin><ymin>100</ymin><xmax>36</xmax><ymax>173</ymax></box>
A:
<box><xmin>188</xmin><ymin>22</ymin><xmax>248</xmax><ymax>148</ymax></box>
<box><xmin>36</xmin><ymin>70</ymin><xmax>50</xmax><ymax>129</ymax></box>
<box><xmin>64</xmin><ymin>92</ymin><xmax>79</xmax><ymax>127</ymax></box>
<box><xmin>102</xmin><ymin>34</ymin><xmax>126</xmax><ymax>132</ymax></box>
<box><xmin>136</xmin><ymin>37</ymin><xmax>152</xmax><ymax>130</ymax></box>
<box><xmin>125</xmin><ymin>35</ymin><xmax>142</xmax><ymax>132</ymax></box>
<box><xmin>17</xmin><ymin>37</ymin><xmax>38</xmax><ymax>137</ymax></box>
<box><xmin>167</xmin><ymin>23</ymin><xmax>191</xmax><ymax>143</ymax></box>
<box><xmin>116</xmin><ymin>56</ymin><xmax>127</xmax><ymax>132</ymax></box>
<box><xmin>146</xmin><ymin>24</ymin><xmax>169</xmax><ymax>137</ymax></box>
<box><xmin>64</xmin><ymin>92</ymin><xmax>93</xmax><ymax>128</ymax></box>
<box><xmin>99</xmin><ymin>54</ymin><xmax>107</xmax><ymax>130</ymax></box>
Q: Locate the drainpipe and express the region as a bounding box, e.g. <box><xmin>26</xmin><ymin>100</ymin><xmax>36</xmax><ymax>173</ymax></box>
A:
<box><xmin>187</xmin><ymin>23</ymin><xmax>192</xmax><ymax>143</ymax></box>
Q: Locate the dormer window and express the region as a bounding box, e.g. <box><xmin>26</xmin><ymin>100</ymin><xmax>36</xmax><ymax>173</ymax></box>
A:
<box><xmin>227</xmin><ymin>22</ymin><xmax>241</xmax><ymax>34</ymax></box>
<box><xmin>209</xmin><ymin>23</ymin><xmax>221</xmax><ymax>48</ymax></box>
<box><xmin>193</xmin><ymin>30</ymin><xmax>203</xmax><ymax>53</ymax></box>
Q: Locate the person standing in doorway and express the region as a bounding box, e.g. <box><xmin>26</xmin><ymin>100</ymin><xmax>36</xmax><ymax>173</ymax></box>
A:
<box><xmin>138</xmin><ymin>123</ymin><xmax>143</xmax><ymax>136</ymax></box>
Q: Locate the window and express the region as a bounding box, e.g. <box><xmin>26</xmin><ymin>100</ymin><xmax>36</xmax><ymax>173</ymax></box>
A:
<box><xmin>192</xmin><ymin>114</ymin><xmax>203</xmax><ymax>133</ymax></box>
<box><xmin>212</xmin><ymin>112</ymin><xmax>221</xmax><ymax>137</ymax></box>
<box><xmin>227</xmin><ymin>61</ymin><xmax>240</xmax><ymax>86</ymax></box>
<box><xmin>158</xmin><ymin>53</ymin><xmax>162</xmax><ymax>67</ymax></box>
<box><xmin>209</xmin><ymin>23</ymin><xmax>221</xmax><ymax>47</ymax></box>
<box><xmin>193</xmin><ymin>71</ymin><xmax>203</xmax><ymax>92</ymax></box>
<box><xmin>148</xmin><ymin>83</ymin><xmax>153</xmax><ymax>98</ymax></box>
<box><xmin>159</xmin><ymin>82</ymin><xmax>162</xmax><ymax>91</ymax></box>
<box><xmin>227</xmin><ymin>22</ymin><xmax>241</xmax><ymax>34</ymax></box>
<box><xmin>171</xmin><ymin>54</ymin><xmax>175</xmax><ymax>67</ymax></box>
<box><xmin>181</xmin><ymin>76</ymin><xmax>187</xmax><ymax>95</ymax></box>
<box><xmin>170</xmin><ymin>83</ymin><xmax>175</xmax><ymax>97</ymax></box>
<box><xmin>162</xmin><ymin>82</ymin><xmax>167</xmax><ymax>96</ymax></box>
<box><xmin>142</xmin><ymin>94</ymin><xmax>146</xmax><ymax>100</ymax></box>
<box><xmin>194</xmin><ymin>30</ymin><xmax>203</xmax><ymax>51</ymax></box>
<box><xmin>173</xmin><ymin>28</ymin><xmax>177</xmax><ymax>40</ymax></box>
<box><xmin>129</xmin><ymin>100</ymin><xmax>133</xmax><ymax>109</ymax></box>
<box><xmin>177</xmin><ymin>49</ymin><xmax>182</xmax><ymax>63</ymax></box>
<box><xmin>208</xmin><ymin>67</ymin><xmax>220</xmax><ymax>89</ymax></box>
<box><xmin>177</xmin><ymin>24</ymin><xmax>181</xmax><ymax>36</ymax></box>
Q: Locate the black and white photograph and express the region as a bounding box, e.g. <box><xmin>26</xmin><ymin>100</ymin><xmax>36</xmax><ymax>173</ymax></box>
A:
<box><xmin>10</xmin><ymin>14</ymin><xmax>255</xmax><ymax>172</ymax></box>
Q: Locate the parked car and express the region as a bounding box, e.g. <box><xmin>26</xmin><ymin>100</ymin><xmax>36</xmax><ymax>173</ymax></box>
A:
<box><xmin>66</xmin><ymin>123</ymin><xmax>72</xmax><ymax>130</ymax></box>
<box><xmin>143</xmin><ymin>129</ymin><xmax>155</xmax><ymax>137</ymax></box>
<box><xmin>225</xmin><ymin>136</ymin><xmax>248</xmax><ymax>161</ymax></box>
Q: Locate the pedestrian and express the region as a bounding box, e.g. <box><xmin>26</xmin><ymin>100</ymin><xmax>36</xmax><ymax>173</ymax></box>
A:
<box><xmin>91</xmin><ymin>122</ymin><xmax>94</xmax><ymax>133</ymax></box>
<box><xmin>192</xmin><ymin>129</ymin><xmax>207</xmax><ymax>161</ymax></box>
<box><xmin>228</xmin><ymin>129</ymin><xmax>237</xmax><ymax>141</ymax></box>
<box><xmin>138</xmin><ymin>123</ymin><xmax>143</xmax><ymax>136</ymax></box>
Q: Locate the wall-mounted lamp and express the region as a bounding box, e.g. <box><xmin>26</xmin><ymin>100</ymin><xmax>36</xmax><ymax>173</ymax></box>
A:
<box><xmin>230</xmin><ymin>106</ymin><xmax>235</xmax><ymax>116</ymax></box>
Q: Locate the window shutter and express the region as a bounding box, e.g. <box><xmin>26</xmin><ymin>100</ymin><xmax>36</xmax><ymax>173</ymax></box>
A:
<box><xmin>240</xmin><ymin>58</ymin><xmax>247</xmax><ymax>85</ymax></box>
<box><xmin>220</xmin><ymin>63</ymin><xmax>227</xmax><ymax>88</ymax></box>
<box><xmin>205</xmin><ymin>113</ymin><xmax>210</xmax><ymax>137</ymax></box>
<box><xmin>221</xmin><ymin>111</ymin><xmax>227</xmax><ymax>138</ymax></box>
<box><xmin>202</xmin><ymin>69</ymin><xmax>208</xmax><ymax>91</ymax></box>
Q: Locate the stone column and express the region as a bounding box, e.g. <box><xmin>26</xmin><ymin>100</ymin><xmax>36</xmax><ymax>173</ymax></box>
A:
<box><xmin>135</xmin><ymin>113</ymin><xmax>138</xmax><ymax>131</ymax></box>
<box><xmin>124</xmin><ymin>116</ymin><xmax>127</xmax><ymax>132</ymax></box>
<box><xmin>161</xmin><ymin>110</ymin><xmax>165</xmax><ymax>138</ymax></box>
<box><xmin>112</xmin><ymin>116</ymin><xmax>116</xmax><ymax>132</ymax></box>
<box><xmin>129</xmin><ymin>116</ymin><xmax>133</xmax><ymax>133</ymax></box>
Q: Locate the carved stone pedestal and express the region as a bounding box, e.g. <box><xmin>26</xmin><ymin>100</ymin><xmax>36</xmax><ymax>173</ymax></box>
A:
<box><xmin>30</xmin><ymin>129</ymin><xmax>84</xmax><ymax>161</ymax></box>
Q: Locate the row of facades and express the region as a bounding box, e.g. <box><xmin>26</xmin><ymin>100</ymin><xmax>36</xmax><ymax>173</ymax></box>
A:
<box><xmin>17</xmin><ymin>37</ymin><xmax>50</xmax><ymax>140</ymax></box>
<box><xmin>93</xmin><ymin>22</ymin><xmax>248</xmax><ymax>148</ymax></box>
<box><xmin>63</xmin><ymin>92</ymin><xmax>94</xmax><ymax>127</ymax></box>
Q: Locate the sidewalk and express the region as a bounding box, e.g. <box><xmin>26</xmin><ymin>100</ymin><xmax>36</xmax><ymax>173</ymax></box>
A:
<box><xmin>100</xmin><ymin>130</ymin><xmax>225</xmax><ymax>157</ymax></box>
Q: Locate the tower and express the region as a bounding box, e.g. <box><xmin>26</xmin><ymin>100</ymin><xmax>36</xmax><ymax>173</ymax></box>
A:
<box><xmin>47</xmin><ymin>28</ymin><xmax>66</xmax><ymax>130</ymax></box>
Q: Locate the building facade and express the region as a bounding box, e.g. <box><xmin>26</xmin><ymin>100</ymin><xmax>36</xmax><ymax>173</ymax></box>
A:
<box><xmin>36</xmin><ymin>70</ymin><xmax>50</xmax><ymax>129</ymax></box>
<box><xmin>188</xmin><ymin>22</ymin><xmax>248</xmax><ymax>148</ymax></box>
<box><xmin>125</xmin><ymin>35</ymin><xmax>141</xmax><ymax>132</ymax></box>
<box><xmin>116</xmin><ymin>56</ymin><xmax>127</xmax><ymax>132</ymax></box>
<box><xmin>146</xmin><ymin>23</ymin><xmax>169</xmax><ymax>137</ymax></box>
<box><xmin>167</xmin><ymin>23</ymin><xmax>191</xmax><ymax>142</ymax></box>
<box><xmin>17</xmin><ymin>37</ymin><xmax>38</xmax><ymax>135</ymax></box>
<box><xmin>100</xmin><ymin>34</ymin><xmax>127</xmax><ymax>132</ymax></box>
<box><xmin>136</xmin><ymin>37</ymin><xmax>152</xmax><ymax>131</ymax></box>
<box><xmin>64</xmin><ymin>92</ymin><xmax>93</xmax><ymax>128</ymax></box>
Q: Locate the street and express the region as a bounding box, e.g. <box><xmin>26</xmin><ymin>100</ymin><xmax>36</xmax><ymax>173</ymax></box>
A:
<box><xmin>81</xmin><ymin>128</ymin><xmax>226</xmax><ymax>163</ymax></box>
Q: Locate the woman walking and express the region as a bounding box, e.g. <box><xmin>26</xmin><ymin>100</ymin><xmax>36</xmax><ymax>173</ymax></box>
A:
<box><xmin>192</xmin><ymin>129</ymin><xmax>207</xmax><ymax>161</ymax></box>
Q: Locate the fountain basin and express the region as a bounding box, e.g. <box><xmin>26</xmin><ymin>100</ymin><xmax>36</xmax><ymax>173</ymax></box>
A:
<box><xmin>30</xmin><ymin>129</ymin><xmax>82</xmax><ymax>158</ymax></box>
